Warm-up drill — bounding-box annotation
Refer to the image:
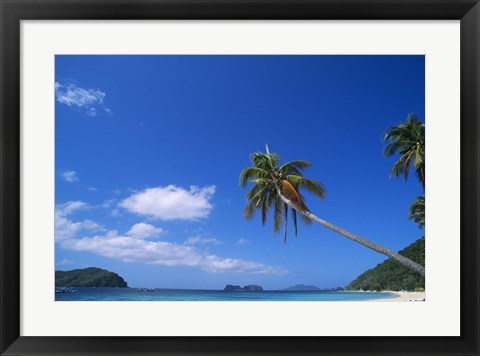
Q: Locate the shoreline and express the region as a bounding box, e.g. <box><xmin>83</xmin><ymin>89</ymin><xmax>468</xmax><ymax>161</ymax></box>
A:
<box><xmin>365</xmin><ymin>291</ymin><xmax>426</xmax><ymax>302</ymax></box>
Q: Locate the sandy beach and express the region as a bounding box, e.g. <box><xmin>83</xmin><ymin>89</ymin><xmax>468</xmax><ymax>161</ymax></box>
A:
<box><xmin>368</xmin><ymin>291</ymin><xmax>426</xmax><ymax>302</ymax></box>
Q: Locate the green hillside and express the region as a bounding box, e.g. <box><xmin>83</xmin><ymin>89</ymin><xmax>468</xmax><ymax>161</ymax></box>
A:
<box><xmin>55</xmin><ymin>267</ymin><xmax>128</xmax><ymax>288</ymax></box>
<box><xmin>346</xmin><ymin>238</ymin><xmax>425</xmax><ymax>291</ymax></box>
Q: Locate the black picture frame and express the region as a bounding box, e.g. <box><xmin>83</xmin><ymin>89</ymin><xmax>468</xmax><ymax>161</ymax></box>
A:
<box><xmin>1</xmin><ymin>1</ymin><xmax>479</xmax><ymax>355</ymax></box>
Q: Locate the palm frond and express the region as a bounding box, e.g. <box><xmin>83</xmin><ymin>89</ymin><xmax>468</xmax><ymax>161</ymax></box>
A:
<box><xmin>279</xmin><ymin>160</ymin><xmax>312</xmax><ymax>175</ymax></box>
<box><xmin>285</xmin><ymin>175</ymin><xmax>325</xmax><ymax>200</ymax></box>
<box><xmin>409</xmin><ymin>196</ymin><xmax>425</xmax><ymax>228</ymax></box>
<box><xmin>415</xmin><ymin>166</ymin><xmax>425</xmax><ymax>188</ymax></box>
<box><xmin>280</xmin><ymin>179</ymin><xmax>303</xmax><ymax>206</ymax></box>
<box><xmin>389</xmin><ymin>150</ymin><xmax>411</xmax><ymax>179</ymax></box>
<box><xmin>241</xmin><ymin>147</ymin><xmax>326</xmax><ymax>242</ymax></box>
<box><xmin>266</xmin><ymin>153</ymin><xmax>281</xmax><ymax>170</ymax></box>
<box><xmin>383</xmin><ymin>140</ymin><xmax>407</xmax><ymax>158</ymax></box>
<box><xmin>273</xmin><ymin>195</ymin><xmax>283</xmax><ymax>234</ymax></box>
<box><xmin>244</xmin><ymin>186</ymin><xmax>269</xmax><ymax>220</ymax></box>
<box><xmin>414</xmin><ymin>143</ymin><xmax>424</xmax><ymax>168</ymax></box>
<box><xmin>384</xmin><ymin>114</ymin><xmax>425</xmax><ymax>188</ymax></box>
<box><xmin>246</xmin><ymin>183</ymin><xmax>265</xmax><ymax>201</ymax></box>
<box><xmin>239</xmin><ymin>167</ymin><xmax>269</xmax><ymax>187</ymax></box>
<box><xmin>244</xmin><ymin>198</ymin><xmax>257</xmax><ymax>220</ymax></box>
<box><xmin>261</xmin><ymin>193</ymin><xmax>269</xmax><ymax>225</ymax></box>
<box><xmin>403</xmin><ymin>150</ymin><xmax>415</xmax><ymax>181</ymax></box>
<box><xmin>251</xmin><ymin>152</ymin><xmax>271</xmax><ymax>170</ymax></box>
<box><xmin>292</xmin><ymin>208</ymin><xmax>298</xmax><ymax>237</ymax></box>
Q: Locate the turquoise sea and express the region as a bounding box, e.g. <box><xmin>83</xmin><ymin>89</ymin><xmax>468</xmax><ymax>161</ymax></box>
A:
<box><xmin>55</xmin><ymin>288</ymin><xmax>397</xmax><ymax>301</ymax></box>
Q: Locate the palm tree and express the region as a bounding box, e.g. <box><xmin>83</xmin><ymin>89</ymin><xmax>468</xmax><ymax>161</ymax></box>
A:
<box><xmin>240</xmin><ymin>146</ymin><xmax>425</xmax><ymax>276</ymax></box>
<box><xmin>409</xmin><ymin>196</ymin><xmax>425</xmax><ymax>228</ymax></box>
<box><xmin>383</xmin><ymin>114</ymin><xmax>425</xmax><ymax>189</ymax></box>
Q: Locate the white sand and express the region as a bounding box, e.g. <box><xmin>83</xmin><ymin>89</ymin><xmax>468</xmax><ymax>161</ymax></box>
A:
<box><xmin>366</xmin><ymin>291</ymin><xmax>426</xmax><ymax>302</ymax></box>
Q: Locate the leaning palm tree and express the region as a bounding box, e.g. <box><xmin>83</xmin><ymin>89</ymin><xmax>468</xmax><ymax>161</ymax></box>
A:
<box><xmin>383</xmin><ymin>114</ymin><xmax>425</xmax><ymax>189</ymax></box>
<box><xmin>409</xmin><ymin>196</ymin><xmax>425</xmax><ymax>228</ymax></box>
<box><xmin>240</xmin><ymin>146</ymin><xmax>425</xmax><ymax>276</ymax></box>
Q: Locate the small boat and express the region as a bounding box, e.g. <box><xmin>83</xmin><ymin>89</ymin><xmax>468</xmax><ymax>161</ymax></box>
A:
<box><xmin>55</xmin><ymin>287</ymin><xmax>78</xmax><ymax>293</ymax></box>
<box><xmin>136</xmin><ymin>288</ymin><xmax>157</xmax><ymax>292</ymax></box>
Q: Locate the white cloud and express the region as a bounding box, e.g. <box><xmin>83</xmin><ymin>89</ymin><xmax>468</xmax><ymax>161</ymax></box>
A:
<box><xmin>236</xmin><ymin>238</ymin><xmax>250</xmax><ymax>245</ymax></box>
<box><xmin>86</xmin><ymin>186</ymin><xmax>98</xmax><ymax>191</ymax></box>
<box><xmin>60</xmin><ymin>225</ymin><xmax>286</xmax><ymax>275</ymax></box>
<box><xmin>200</xmin><ymin>255</ymin><xmax>284</xmax><ymax>274</ymax></box>
<box><xmin>81</xmin><ymin>219</ymin><xmax>103</xmax><ymax>230</ymax></box>
<box><xmin>56</xmin><ymin>259</ymin><xmax>75</xmax><ymax>266</ymax></box>
<box><xmin>86</xmin><ymin>107</ymin><xmax>97</xmax><ymax>117</ymax></box>
<box><xmin>56</xmin><ymin>201</ymin><xmax>88</xmax><ymax>216</ymax></box>
<box><xmin>55</xmin><ymin>82</ymin><xmax>111</xmax><ymax>117</ymax></box>
<box><xmin>126</xmin><ymin>223</ymin><xmax>164</xmax><ymax>239</ymax></box>
<box><xmin>55</xmin><ymin>216</ymin><xmax>103</xmax><ymax>242</ymax></box>
<box><xmin>99</xmin><ymin>200</ymin><xmax>122</xmax><ymax>217</ymax></box>
<box><xmin>62</xmin><ymin>232</ymin><xmax>202</xmax><ymax>267</ymax></box>
<box><xmin>61</xmin><ymin>170</ymin><xmax>78</xmax><ymax>183</ymax></box>
<box><xmin>55</xmin><ymin>216</ymin><xmax>80</xmax><ymax>241</ymax></box>
<box><xmin>119</xmin><ymin>185</ymin><xmax>216</xmax><ymax>221</ymax></box>
<box><xmin>101</xmin><ymin>199</ymin><xmax>116</xmax><ymax>208</ymax></box>
<box><xmin>185</xmin><ymin>236</ymin><xmax>223</xmax><ymax>246</ymax></box>
<box><xmin>55</xmin><ymin>201</ymin><xmax>103</xmax><ymax>242</ymax></box>
<box><xmin>55</xmin><ymin>82</ymin><xmax>105</xmax><ymax>108</ymax></box>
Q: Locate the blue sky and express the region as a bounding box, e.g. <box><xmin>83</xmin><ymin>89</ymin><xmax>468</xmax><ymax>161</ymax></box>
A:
<box><xmin>55</xmin><ymin>55</ymin><xmax>425</xmax><ymax>289</ymax></box>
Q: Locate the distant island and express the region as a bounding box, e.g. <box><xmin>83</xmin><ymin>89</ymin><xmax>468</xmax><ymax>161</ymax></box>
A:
<box><xmin>346</xmin><ymin>238</ymin><xmax>425</xmax><ymax>291</ymax></box>
<box><xmin>224</xmin><ymin>284</ymin><xmax>263</xmax><ymax>291</ymax></box>
<box><xmin>55</xmin><ymin>267</ymin><xmax>128</xmax><ymax>288</ymax></box>
<box><xmin>284</xmin><ymin>284</ymin><xmax>321</xmax><ymax>291</ymax></box>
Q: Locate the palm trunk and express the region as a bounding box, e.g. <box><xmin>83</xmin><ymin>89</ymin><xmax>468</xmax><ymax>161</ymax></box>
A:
<box><xmin>420</xmin><ymin>166</ymin><xmax>425</xmax><ymax>190</ymax></box>
<box><xmin>276</xmin><ymin>188</ymin><xmax>425</xmax><ymax>276</ymax></box>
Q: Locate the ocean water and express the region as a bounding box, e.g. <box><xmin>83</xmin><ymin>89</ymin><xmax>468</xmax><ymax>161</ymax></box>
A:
<box><xmin>55</xmin><ymin>288</ymin><xmax>397</xmax><ymax>301</ymax></box>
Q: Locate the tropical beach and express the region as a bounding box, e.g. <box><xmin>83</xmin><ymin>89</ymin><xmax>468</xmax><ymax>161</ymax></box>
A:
<box><xmin>55</xmin><ymin>55</ymin><xmax>425</xmax><ymax>301</ymax></box>
<box><xmin>368</xmin><ymin>291</ymin><xmax>426</xmax><ymax>302</ymax></box>
<box><xmin>54</xmin><ymin>285</ymin><xmax>401</xmax><ymax>302</ymax></box>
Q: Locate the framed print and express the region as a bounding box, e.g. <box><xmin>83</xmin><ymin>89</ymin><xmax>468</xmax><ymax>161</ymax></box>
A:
<box><xmin>1</xmin><ymin>0</ymin><xmax>479</xmax><ymax>355</ymax></box>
